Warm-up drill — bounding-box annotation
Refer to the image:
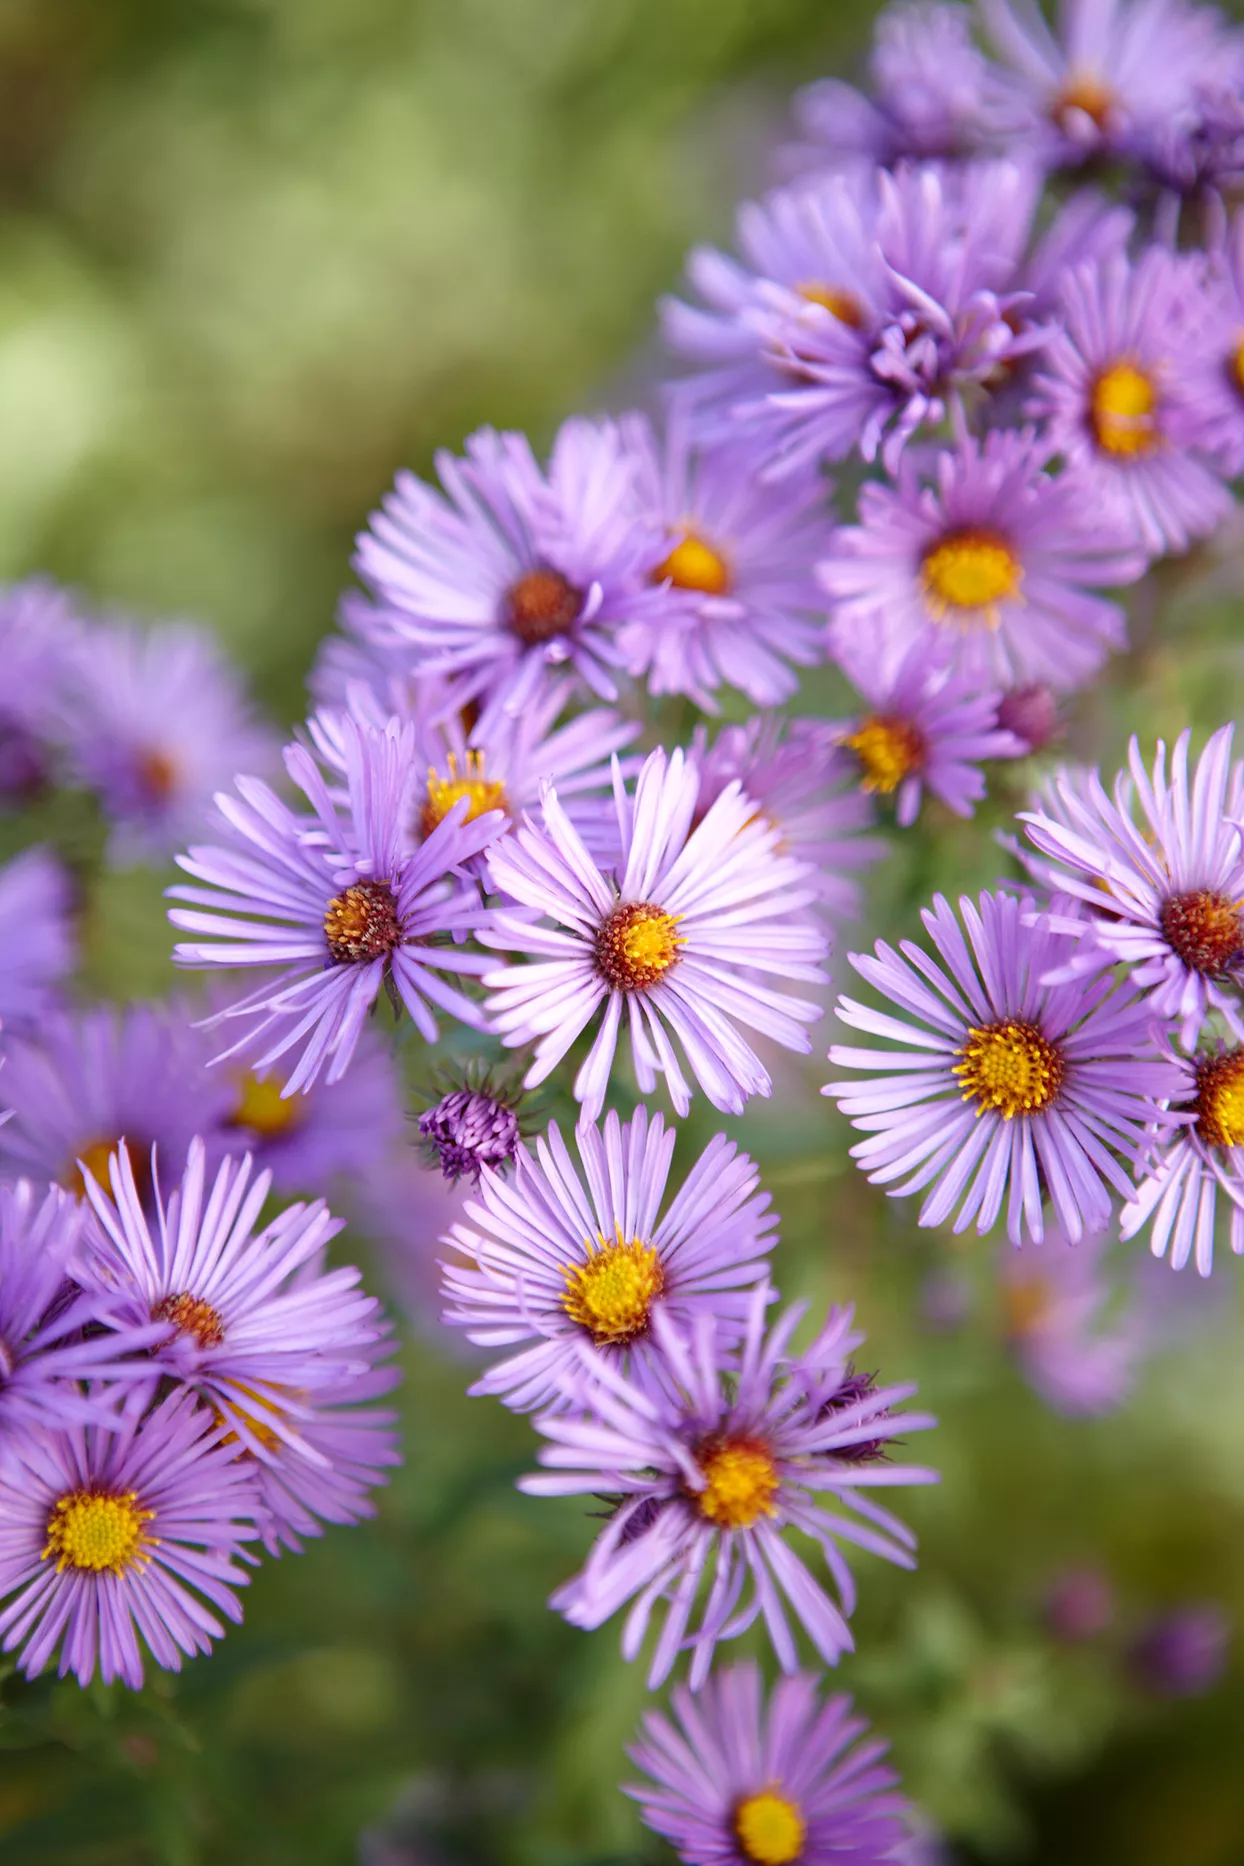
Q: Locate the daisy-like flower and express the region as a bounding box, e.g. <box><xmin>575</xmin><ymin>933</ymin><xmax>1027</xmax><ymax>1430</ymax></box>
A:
<box><xmin>688</xmin><ymin>716</ymin><xmax>887</xmax><ymax>922</ymax></box>
<box><xmin>0</xmin><ymin>846</ymin><xmax>76</xmax><ymax>1035</ymax></box>
<box><xmin>1027</xmin><ymin>247</ymin><xmax>1232</xmax><ymax>557</ymax></box>
<box><xmin>615</xmin><ymin>414</ymin><xmax>828</xmax><ymax>710</ymax></box>
<box><xmin>1020</xmin><ymin>726</ymin><xmax>1244</xmax><ymax>1048</ymax></box>
<box><xmin>168</xmin><ymin>713</ymin><xmax>503</xmax><ymax>1093</ymax></box>
<box><xmin>662</xmin><ymin>160</ymin><xmax>1047</xmax><ymax>476</ymax></box>
<box><xmin>0</xmin><ymin>1001</ymin><xmax>230</xmax><ymax>1199</ymax></box>
<box><xmin>824</xmin><ymin>890</ymin><xmax>1181</xmax><ymax>1244</ymax></box>
<box><xmin>999</xmin><ymin>1224</ymin><xmax>1144</xmax><ymax>1415</ymax></box>
<box><xmin>353</xmin><ymin>418</ymin><xmax>664</xmax><ymax>737</ymax></box>
<box><xmin>59</xmin><ymin>619</ymin><xmax>278</xmax><ymax>867</ymax></box>
<box><xmin>481</xmin><ymin>747</ymin><xmax>829</xmax><ymax>1121</ymax></box>
<box><xmin>248</xmin><ymin>1365</ymin><xmax>402</xmax><ymax>1556</ymax></box>
<box><xmin>0</xmin><ymin>1390</ymin><xmax>261</xmax><ymax>1689</ymax></box>
<box><xmin>440</xmin><ymin>1106</ymin><xmax>776</xmax><ymax>1412</ymax></box>
<box><xmin>77</xmin><ymin>1140</ymin><xmax>388</xmax><ymax>1464</ymax></box>
<box><xmin>832</xmin><ymin>647</ymin><xmax>1022</xmax><ymax>828</ymax></box>
<box><xmin>522</xmin><ymin>1292</ymin><xmax>936</xmax><ymax>1688</ymax></box>
<box><xmin>0</xmin><ymin>577</ymin><xmax>79</xmax><ymax>804</ymax></box>
<box><xmin>820</xmin><ymin>428</ymin><xmax>1145</xmax><ymax>694</ymax></box>
<box><xmin>1121</xmin><ymin>1044</ymin><xmax>1244</xmax><ymax>1273</ymax></box>
<box><xmin>628</xmin><ymin>1659</ymin><xmax>907</xmax><ymax>1866</ymax></box>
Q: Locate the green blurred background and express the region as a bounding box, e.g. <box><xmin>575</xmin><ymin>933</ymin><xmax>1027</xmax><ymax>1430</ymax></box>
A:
<box><xmin>5</xmin><ymin>3</ymin><xmax>1244</xmax><ymax>1862</ymax></box>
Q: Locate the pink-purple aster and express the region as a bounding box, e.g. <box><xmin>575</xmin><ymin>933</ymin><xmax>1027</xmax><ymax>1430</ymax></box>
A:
<box><xmin>418</xmin><ymin>1080</ymin><xmax>522</xmax><ymax>1186</ymax></box>
<box><xmin>0</xmin><ymin>577</ymin><xmax>80</xmax><ymax>804</ymax></box>
<box><xmin>1121</xmin><ymin>1043</ymin><xmax>1244</xmax><ymax>1275</ymax></box>
<box><xmin>0</xmin><ymin>846</ymin><xmax>76</xmax><ymax>1034</ymax></box>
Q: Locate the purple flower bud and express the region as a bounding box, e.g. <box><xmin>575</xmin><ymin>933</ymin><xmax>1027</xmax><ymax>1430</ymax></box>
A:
<box><xmin>1130</xmin><ymin>1605</ymin><xmax>1230</xmax><ymax>1697</ymax></box>
<box><xmin>1044</xmin><ymin>1567</ymin><xmax>1114</xmax><ymax>1643</ymax></box>
<box><xmin>997</xmin><ymin>683</ymin><xmax>1060</xmax><ymax>754</ymax></box>
<box><xmin>418</xmin><ymin>1089</ymin><xmax>520</xmax><ymax>1185</ymax></box>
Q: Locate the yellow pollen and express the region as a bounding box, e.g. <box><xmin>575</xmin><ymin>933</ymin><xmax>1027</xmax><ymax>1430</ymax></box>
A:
<box><xmin>230</xmin><ymin>1070</ymin><xmax>302</xmax><ymax>1139</ymax></box>
<box><xmin>922</xmin><ymin>527</ymin><xmax>1022</xmax><ymax>623</ymax></box>
<box><xmin>419</xmin><ymin>750</ymin><xmax>509</xmax><ymax>840</ymax></box>
<box><xmin>1090</xmin><ymin>361</ymin><xmax>1158</xmax><ymax>458</ymax></box>
<box><xmin>843</xmin><ymin>715</ymin><xmax>924</xmax><ymax>795</ymax></box>
<box><xmin>1051</xmin><ymin>73</ymin><xmax>1114</xmax><ymax>133</ymax></box>
<box><xmin>734</xmin><ymin>1789</ymin><xmax>807</xmax><ymax>1866</ymax></box>
<box><xmin>323</xmin><ymin>879</ymin><xmax>402</xmax><ymax>964</ymax></box>
<box><xmin>66</xmin><ymin>1137</ymin><xmax>123</xmax><ymax>1200</ymax></box>
<box><xmin>652</xmin><ymin>531</ymin><xmax>732</xmax><ymax>596</ymax></box>
<box><xmin>153</xmin><ymin>1290</ymin><xmax>225</xmax><ymax>1349</ymax></box>
<box><xmin>214</xmin><ymin>1382</ymin><xmax>297</xmax><ymax>1455</ymax></box>
<box><xmin>695</xmin><ymin>1436</ymin><xmax>780</xmax><ymax>1530</ymax></box>
<box><xmin>1195</xmin><ymin>1051</ymin><xmax>1244</xmax><ymax>1150</ymax></box>
<box><xmin>43</xmin><ymin>1490</ymin><xmax>155</xmax><ymax>1574</ymax></box>
<box><xmin>595</xmin><ymin>901</ymin><xmax>684</xmax><ymax>992</ymax></box>
<box><xmin>798</xmin><ymin>282</ymin><xmax>865</xmax><ymax>328</ymax></box>
<box><xmin>954</xmin><ymin>1019</ymin><xmax>1065</xmax><ymax>1120</ymax></box>
<box><xmin>1159</xmin><ymin>888</ymin><xmax>1244</xmax><ymax>975</ymax></box>
<box><xmin>561</xmin><ymin>1230</ymin><xmax>665</xmax><ymax>1345</ymax></box>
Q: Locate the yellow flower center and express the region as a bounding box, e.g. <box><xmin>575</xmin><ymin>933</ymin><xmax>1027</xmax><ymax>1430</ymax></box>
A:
<box><xmin>842</xmin><ymin>715</ymin><xmax>925</xmax><ymax>795</ymax></box>
<box><xmin>734</xmin><ymin>1790</ymin><xmax>807</xmax><ymax>1866</ymax></box>
<box><xmin>43</xmin><ymin>1490</ymin><xmax>155</xmax><ymax>1574</ymax></box>
<box><xmin>954</xmin><ymin>1019</ymin><xmax>1065</xmax><ymax>1120</ymax></box>
<box><xmin>798</xmin><ymin>282</ymin><xmax>865</xmax><ymax>328</ymax></box>
<box><xmin>324</xmin><ymin>879</ymin><xmax>402</xmax><ymax>963</ymax></box>
<box><xmin>695</xmin><ymin>1436</ymin><xmax>780</xmax><ymax>1530</ymax></box>
<box><xmin>561</xmin><ymin>1231</ymin><xmax>665</xmax><ymax>1345</ymax></box>
<box><xmin>230</xmin><ymin>1070</ymin><xmax>302</xmax><ymax>1139</ymax></box>
<box><xmin>1090</xmin><ymin>361</ymin><xmax>1158</xmax><ymax>458</ymax></box>
<box><xmin>922</xmin><ymin>526</ymin><xmax>1022</xmax><ymax>622</ymax></box>
<box><xmin>1195</xmin><ymin>1051</ymin><xmax>1244</xmax><ymax>1150</ymax></box>
<box><xmin>153</xmin><ymin>1290</ymin><xmax>225</xmax><ymax>1348</ymax></box>
<box><xmin>595</xmin><ymin>901</ymin><xmax>683</xmax><ymax>992</ymax></box>
<box><xmin>214</xmin><ymin>1382</ymin><xmax>297</xmax><ymax>1455</ymax></box>
<box><xmin>652</xmin><ymin>531</ymin><xmax>732</xmax><ymax>596</ymax></box>
<box><xmin>419</xmin><ymin>750</ymin><xmax>509</xmax><ymax>840</ymax></box>
<box><xmin>1159</xmin><ymin>889</ymin><xmax>1244</xmax><ymax>975</ymax></box>
<box><xmin>1051</xmin><ymin>73</ymin><xmax>1114</xmax><ymax>133</ymax></box>
<box><xmin>65</xmin><ymin>1137</ymin><xmax>123</xmax><ymax>1200</ymax></box>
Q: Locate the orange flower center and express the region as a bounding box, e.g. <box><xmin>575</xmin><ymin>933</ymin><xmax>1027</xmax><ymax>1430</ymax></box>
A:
<box><xmin>505</xmin><ymin>567</ymin><xmax>582</xmax><ymax>645</ymax></box>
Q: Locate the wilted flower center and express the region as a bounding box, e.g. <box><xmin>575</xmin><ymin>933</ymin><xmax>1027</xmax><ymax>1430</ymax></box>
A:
<box><xmin>652</xmin><ymin>531</ymin><xmax>731</xmax><ymax>596</ymax></box>
<box><xmin>922</xmin><ymin>527</ymin><xmax>1022</xmax><ymax>620</ymax></box>
<box><xmin>1051</xmin><ymin>72</ymin><xmax>1114</xmax><ymax>133</ymax></box>
<box><xmin>506</xmin><ymin>566</ymin><xmax>583</xmax><ymax>645</ymax></box>
<box><xmin>420</xmin><ymin>751</ymin><xmax>508</xmax><ymax>839</ymax></box>
<box><xmin>43</xmin><ymin>1490</ymin><xmax>154</xmax><ymax>1574</ymax></box>
<box><xmin>1194</xmin><ymin>1051</ymin><xmax>1244</xmax><ymax>1149</ymax></box>
<box><xmin>138</xmin><ymin>747</ymin><xmax>179</xmax><ymax>803</ymax></box>
<box><xmin>153</xmin><ymin>1290</ymin><xmax>225</xmax><ymax>1348</ymax></box>
<box><xmin>954</xmin><ymin>1019</ymin><xmax>1065</xmax><ymax>1119</ymax></box>
<box><xmin>843</xmin><ymin>715</ymin><xmax>924</xmax><ymax>794</ymax></box>
<box><xmin>798</xmin><ymin>282</ymin><xmax>865</xmax><ymax>328</ymax></box>
<box><xmin>695</xmin><ymin>1436</ymin><xmax>780</xmax><ymax>1529</ymax></box>
<box><xmin>1159</xmin><ymin>889</ymin><xmax>1244</xmax><ymax>975</ymax></box>
<box><xmin>231</xmin><ymin>1070</ymin><xmax>302</xmax><ymax>1138</ymax></box>
<box><xmin>595</xmin><ymin>901</ymin><xmax>683</xmax><ymax>991</ymax></box>
<box><xmin>561</xmin><ymin>1232</ymin><xmax>665</xmax><ymax>1345</ymax></box>
<box><xmin>734</xmin><ymin>1789</ymin><xmax>807</xmax><ymax>1866</ymax></box>
<box><xmin>324</xmin><ymin>880</ymin><xmax>403</xmax><ymax>964</ymax></box>
<box><xmin>1090</xmin><ymin>362</ymin><xmax>1158</xmax><ymax>457</ymax></box>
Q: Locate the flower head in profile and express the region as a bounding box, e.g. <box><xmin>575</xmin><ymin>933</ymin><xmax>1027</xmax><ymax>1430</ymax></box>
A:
<box><xmin>0</xmin><ymin>847</ymin><xmax>76</xmax><ymax>1035</ymax></box>
<box><xmin>0</xmin><ymin>1391</ymin><xmax>261</xmax><ymax>1688</ymax></box>
<box><xmin>522</xmin><ymin>1292</ymin><xmax>936</xmax><ymax>1688</ymax></box>
<box><xmin>616</xmin><ymin>413</ymin><xmax>828</xmax><ymax>710</ymax></box>
<box><xmin>169</xmin><ymin>714</ymin><xmax>503</xmax><ymax>1093</ymax></box>
<box><xmin>825</xmin><ymin>891</ymin><xmax>1180</xmax><ymax>1243</ymax></box>
<box><xmin>60</xmin><ymin>619</ymin><xmax>278</xmax><ymax>866</ymax></box>
<box><xmin>1121</xmin><ymin>1043</ymin><xmax>1244</xmax><ymax>1275</ymax></box>
<box><xmin>0</xmin><ymin>577</ymin><xmax>79</xmax><ymax>804</ymax></box>
<box><xmin>628</xmin><ymin>1659</ymin><xmax>907</xmax><ymax>1865</ymax></box>
<box><xmin>1020</xmin><ymin>726</ymin><xmax>1244</xmax><ymax>1048</ymax></box>
<box><xmin>440</xmin><ymin>1106</ymin><xmax>777</xmax><ymax>1411</ymax></box>
<box><xmin>481</xmin><ymin>746</ymin><xmax>828</xmax><ymax>1122</ymax></box>
<box><xmin>353</xmin><ymin>418</ymin><xmax>663</xmax><ymax>737</ymax></box>
<box><xmin>820</xmin><ymin>427</ymin><xmax>1144</xmax><ymax>695</ymax></box>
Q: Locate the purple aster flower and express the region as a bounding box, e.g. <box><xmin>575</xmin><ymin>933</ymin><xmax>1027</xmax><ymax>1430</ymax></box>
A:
<box><xmin>687</xmin><ymin>716</ymin><xmax>887</xmax><ymax>923</ymax></box>
<box><xmin>820</xmin><ymin>428</ymin><xmax>1145</xmax><ymax>694</ymax></box>
<box><xmin>831</xmin><ymin>647</ymin><xmax>1023</xmax><ymax>828</ymax></box>
<box><xmin>0</xmin><ymin>846</ymin><xmax>76</xmax><ymax>1035</ymax></box>
<box><xmin>1120</xmin><ymin>1043</ymin><xmax>1244</xmax><ymax>1274</ymax></box>
<box><xmin>1000</xmin><ymin>1223</ymin><xmax>1144</xmax><ymax>1415</ymax></box>
<box><xmin>1129</xmin><ymin>1603</ymin><xmax>1230</xmax><ymax>1696</ymax></box>
<box><xmin>481</xmin><ymin>746</ymin><xmax>828</xmax><ymax>1121</ymax></box>
<box><xmin>1019</xmin><ymin>726</ymin><xmax>1244</xmax><ymax>1047</ymax></box>
<box><xmin>0</xmin><ymin>1389</ymin><xmax>261</xmax><ymax>1688</ymax></box>
<box><xmin>440</xmin><ymin>1106</ymin><xmax>776</xmax><ymax>1412</ymax></box>
<box><xmin>824</xmin><ymin>890</ymin><xmax>1181</xmax><ymax>1244</ymax></box>
<box><xmin>417</xmin><ymin>1070</ymin><xmax>523</xmax><ymax>1186</ymax></box>
<box><xmin>614</xmin><ymin>413</ymin><xmax>828</xmax><ymax>710</ymax></box>
<box><xmin>0</xmin><ymin>578</ymin><xmax>80</xmax><ymax>804</ymax></box>
<box><xmin>662</xmin><ymin>160</ymin><xmax>1048</xmax><ymax>476</ymax></box>
<box><xmin>522</xmin><ymin>1292</ymin><xmax>936</xmax><ymax>1688</ymax></box>
<box><xmin>168</xmin><ymin>714</ymin><xmax>503</xmax><ymax>1093</ymax></box>
<box><xmin>78</xmin><ymin>1139</ymin><xmax>388</xmax><ymax>1464</ymax></box>
<box><xmin>59</xmin><ymin>618</ymin><xmax>278</xmax><ymax>867</ymax></box>
<box><xmin>996</xmin><ymin>682</ymin><xmax>1060</xmax><ymax>754</ymax></box>
<box><xmin>1191</xmin><ymin>212</ymin><xmax>1244</xmax><ymax>476</ymax></box>
<box><xmin>980</xmin><ymin>0</ymin><xmax>1237</xmax><ymax>168</ymax></box>
<box><xmin>353</xmin><ymin>418</ymin><xmax>664</xmax><ymax>738</ymax></box>
<box><xmin>246</xmin><ymin>1363</ymin><xmax>401</xmax><ymax>1556</ymax></box>
<box><xmin>0</xmin><ymin>1001</ymin><xmax>230</xmax><ymax>1200</ymax></box>
<box><xmin>1027</xmin><ymin>247</ymin><xmax>1232</xmax><ymax>558</ymax></box>
<box><xmin>627</xmin><ymin>1659</ymin><xmax>907</xmax><ymax>1865</ymax></box>
<box><xmin>1140</xmin><ymin>80</ymin><xmax>1244</xmax><ymax>238</ymax></box>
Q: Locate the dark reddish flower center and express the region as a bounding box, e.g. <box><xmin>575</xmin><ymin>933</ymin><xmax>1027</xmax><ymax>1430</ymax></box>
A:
<box><xmin>323</xmin><ymin>880</ymin><xmax>403</xmax><ymax>964</ymax></box>
<box><xmin>1159</xmin><ymin>890</ymin><xmax>1244</xmax><ymax>975</ymax></box>
<box><xmin>505</xmin><ymin>566</ymin><xmax>582</xmax><ymax>646</ymax></box>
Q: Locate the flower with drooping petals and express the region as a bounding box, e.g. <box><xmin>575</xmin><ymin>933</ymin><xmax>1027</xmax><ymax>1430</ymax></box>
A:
<box><xmin>0</xmin><ymin>847</ymin><xmax>76</xmax><ymax>1035</ymax></box>
<box><xmin>825</xmin><ymin>890</ymin><xmax>1181</xmax><ymax>1243</ymax></box>
<box><xmin>627</xmin><ymin>1658</ymin><xmax>907</xmax><ymax>1866</ymax></box>
<box><xmin>522</xmin><ymin>1292</ymin><xmax>936</xmax><ymax>1688</ymax></box>
<box><xmin>0</xmin><ymin>1390</ymin><xmax>262</xmax><ymax>1688</ymax></box>
<box><xmin>440</xmin><ymin>1106</ymin><xmax>777</xmax><ymax>1411</ymax></box>
<box><xmin>1121</xmin><ymin>1043</ymin><xmax>1244</xmax><ymax>1274</ymax></box>
<box><xmin>481</xmin><ymin>747</ymin><xmax>828</xmax><ymax>1122</ymax></box>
